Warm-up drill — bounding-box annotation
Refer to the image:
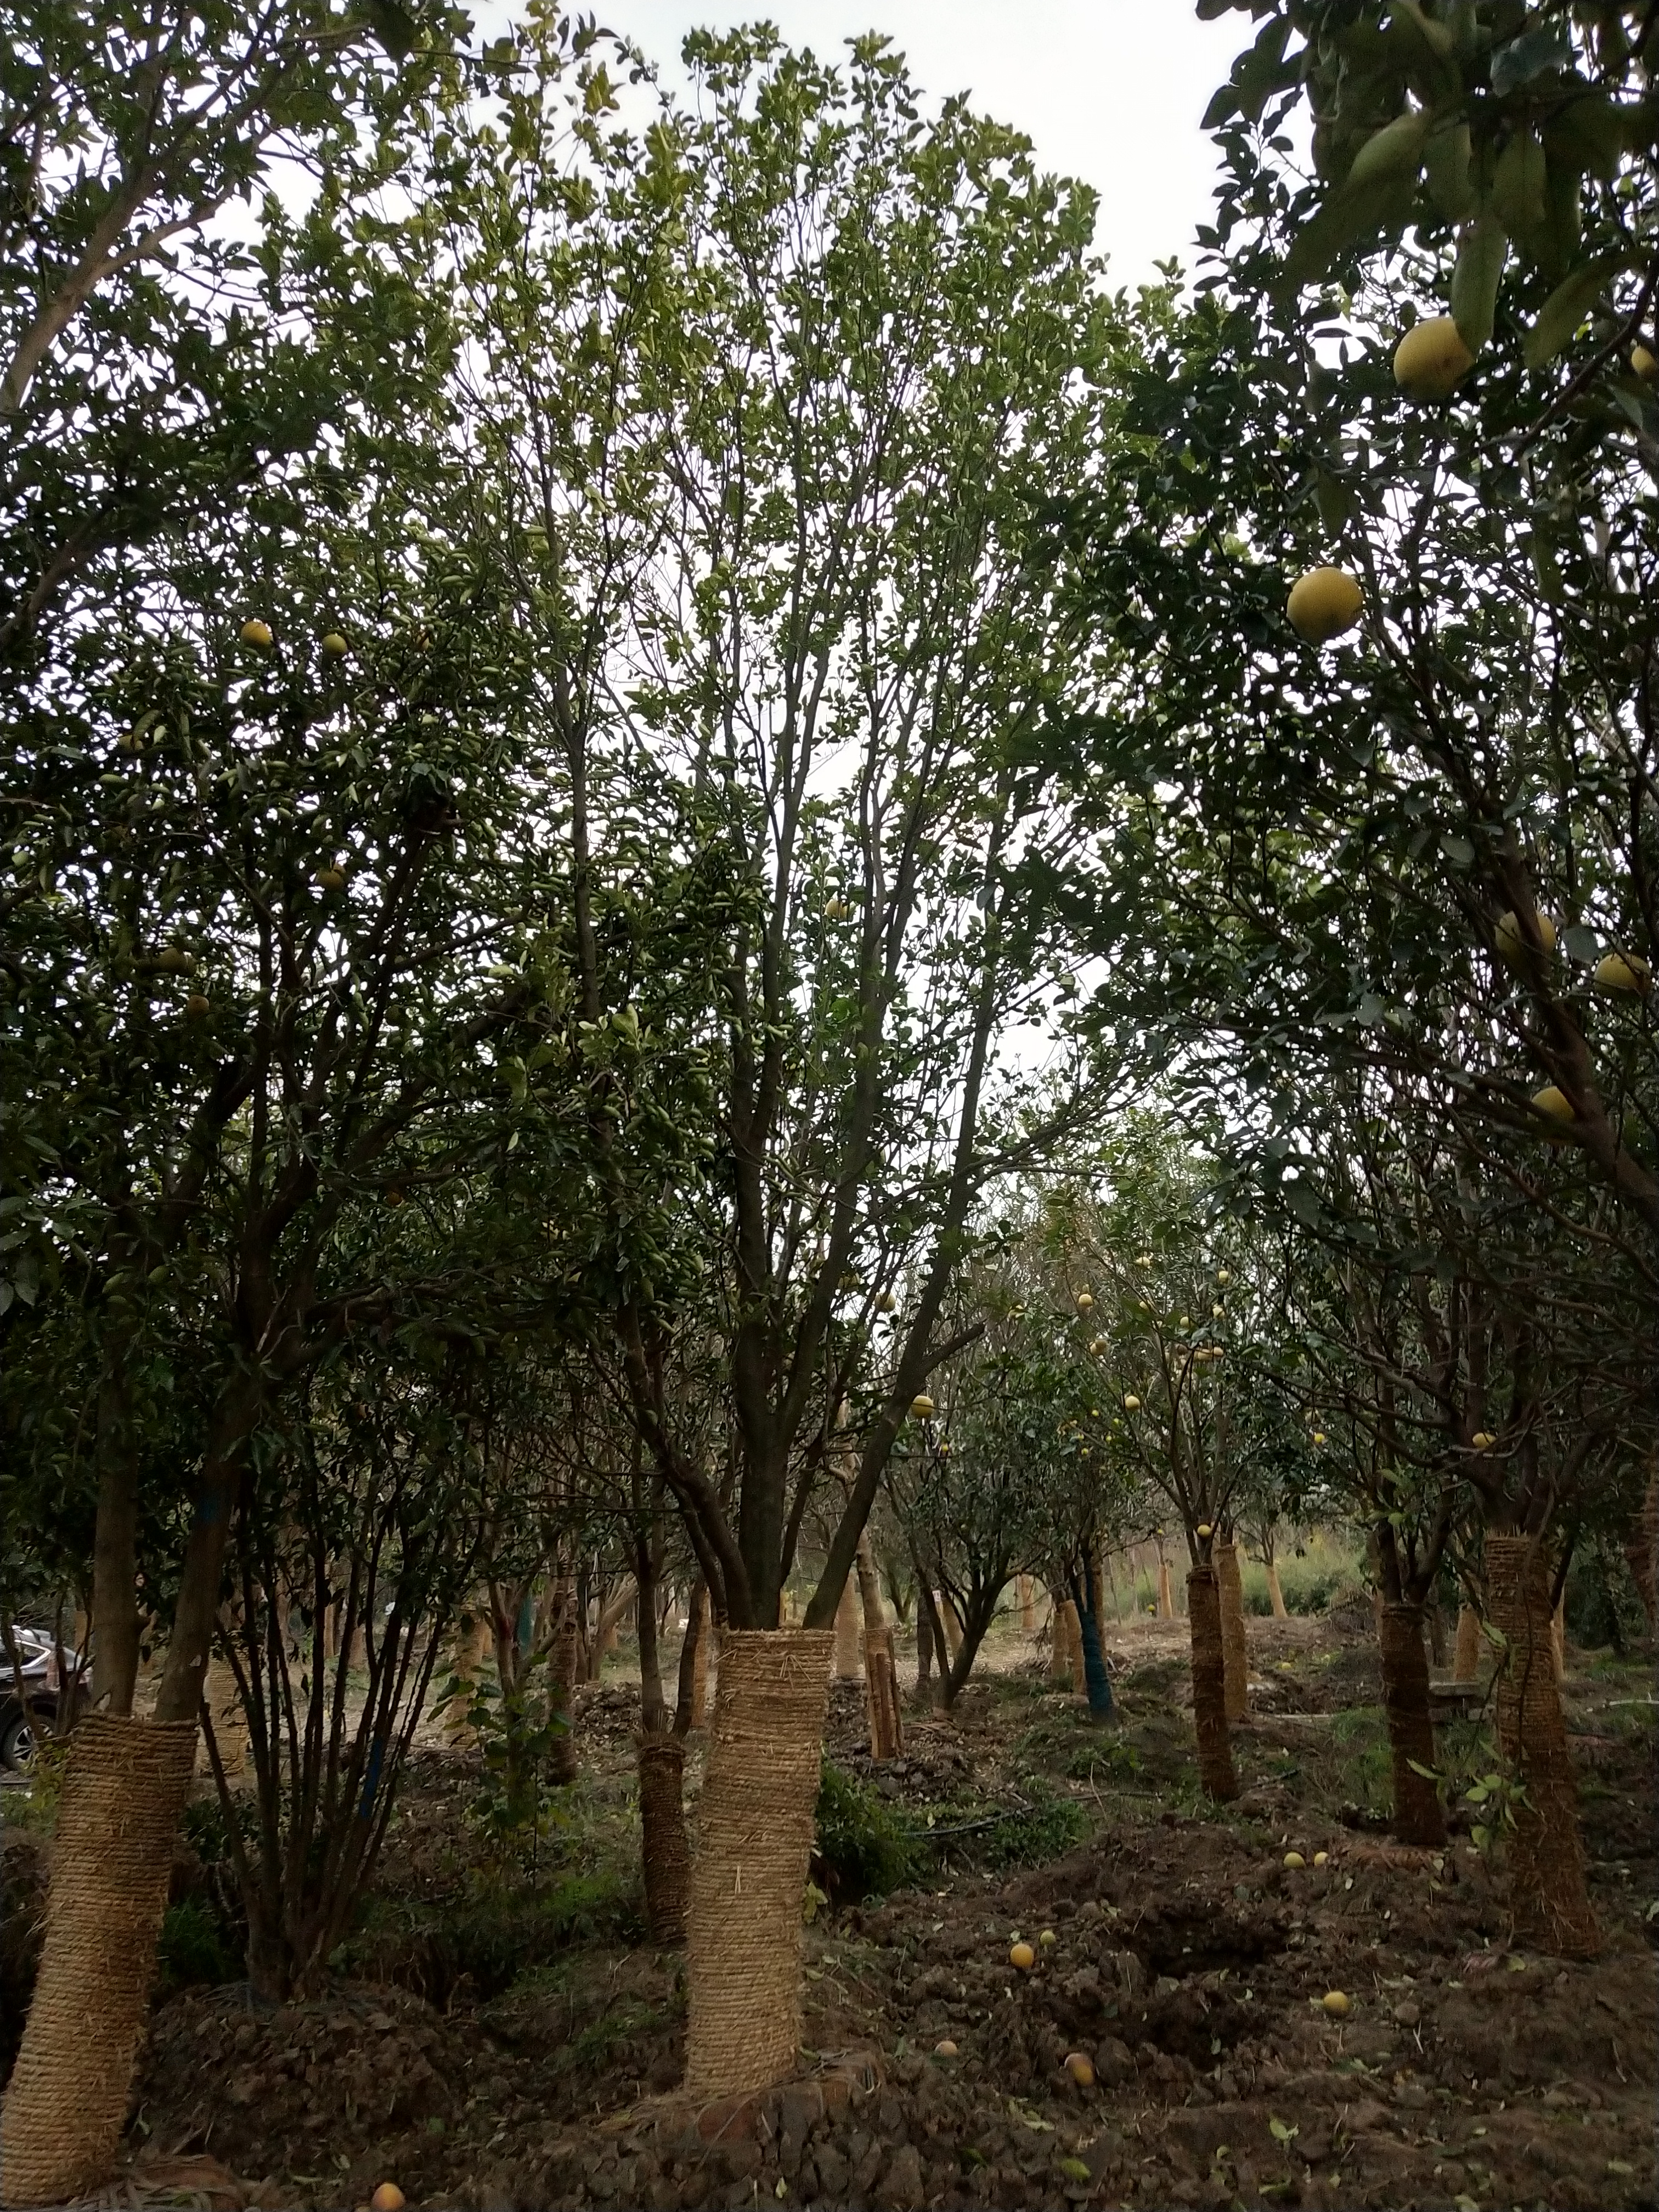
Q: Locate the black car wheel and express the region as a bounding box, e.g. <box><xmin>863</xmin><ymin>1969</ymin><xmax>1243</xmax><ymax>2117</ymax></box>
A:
<box><xmin>1</xmin><ymin>1707</ymin><xmax>40</xmax><ymax>1772</ymax></box>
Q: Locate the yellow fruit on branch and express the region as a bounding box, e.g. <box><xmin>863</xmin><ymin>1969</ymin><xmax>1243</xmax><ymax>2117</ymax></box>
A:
<box><xmin>1311</xmin><ymin>1431</ymin><xmax>1327</xmax><ymax>1444</ymax></box>
<box><xmin>321</xmin><ymin>631</ymin><xmax>349</xmax><ymax>659</ymax></box>
<box><xmin>1196</xmin><ymin>1522</ymin><xmax>1213</xmax><ymax>1538</ymax></box>
<box><xmin>1076</xmin><ymin>1290</ymin><xmax>1094</xmax><ymax>1312</ymax></box>
<box><xmin>1530</xmin><ymin>1084</ymin><xmax>1575</xmax><ymax>1124</ymax></box>
<box><xmin>1471</xmin><ymin>1431</ymin><xmax>1496</xmax><ymax>1450</ymax></box>
<box><xmin>185</xmin><ymin>993</ymin><xmax>210</xmax><ymax>1016</ymax></box>
<box><xmin>240</xmin><ymin>618</ymin><xmax>273</xmax><ymax>648</ymax></box>
<box><xmin>1594</xmin><ymin>950</ymin><xmax>1650</xmax><ymax>995</ymax></box>
<box><xmin>1122</xmin><ymin>1394</ymin><xmax>1141</xmax><ymax>1411</ymax></box>
<box><xmin>1632</xmin><ymin>343</ymin><xmax>1658</xmax><ymax>382</ymax></box>
<box><xmin>315</xmin><ymin>866</ymin><xmax>347</xmax><ymax>891</ymax></box>
<box><xmin>910</xmin><ymin>1393</ymin><xmax>935</xmax><ymax>1419</ymax></box>
<box><xmin>1216</xmin><ymin>1268</ymin><xmax>1231</xmax><ymax>1286</ymax></box>
<box><xmin>1494</xmin><ymin>909</ymin><xmax>1556</xmax><ymax>963</ymax></box>
<box><xmin>1286</xmin><ymin>566</ymin><xmax>1363</xmax><ymax>646</ymax></box>
<box><xmin>1393</xmin><ymin>314</ymin><xmax>1476</xmax><ymax>402</ymax></box>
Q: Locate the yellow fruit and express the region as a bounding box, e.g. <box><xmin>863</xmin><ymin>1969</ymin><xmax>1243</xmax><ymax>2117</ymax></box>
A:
<box><xmin>1212</xmin><ymin>1304</ymin><xmax>1224</xmax><ymax>1318</ymax></box>
<box><xmin>1009</xmin><ymin>1940</ymin><xmax>1035</xmax><ymax>1971</ymax></box>
<box><xmin>1472</xmin><ymin>1431</ymin><xmax>1496</xmax><ymax>1450</ymax></box>
<box><xmin>1531</xmin><ymin>1085</ymin><xmax>1575</xmax><ymax>1124</ymax></box>
<box><xmin>185</xmin><ymin>993</ymin><xmax>210</xmax><ymax>1015</ymax></box>
<box><xmin>1064</xmin><ymin>2051</ymin><xmax>1096</xmax><ymax>2087</ymax></box>
<box><xmin>1632</xmin><ymin>343</ymin><xmax>1658</xmax><ymax>382</ymax></box>
<box><xmin>1040</xmin><ymin>1928</ymin><xmax>1057</xmax><ymax>1947</ymax></box>
<box><xmin>1216</xmin><ymin>1268</ymin><xmax>1230</xmax><ymax>1286</ymax></box>
<box><xmin>1283</xmin><ymin>1850</ymin><xmax>1306</xmax><ymax>1869</ymax></box>
<box><xmin>241</xmin><ymin>618</ymin><xmax>273</xmax><ymax>648</ymax></box>
<box><xmin>1494</xmin><ymin>909</ymin><xmax>1556</xmax><ymax>963</ymax></box>
<box><xmin>1313</xmin><ymin>1851</ymin><xmax>1329</xmax><ymax>1867</ymax></box>
<box><xmin>1287</xmin><ymin>566</ymin><xmax>1363</xmax><ymax>646</ymax></box>
<box><xmin>1312</xmin><ymin>1431</ymin><xmax>1327</xmax><ymax>1444</ymax></box>
<box><xmin>934</xmin><ymin>2038</ymin><xmax>958</xmax><ymax>2057</ymax></box>
<box><xmin>1123</xmin><ymin>1394</ymin><xmax>1141</xmax><ymax>1412</ymax></box>
<box><xmin>1076</xmin><ymin>1290</ymin><xmax>1094</xmax><ymax>1312</ymax></box>
<box><xmin>1594</xmin><ymin>950</ymin><xmax>1651</xmax><ymax>995</ymax></box>
<box><xmin>316</xmin><ymin>866</ymin><xmax>347</xmax><ymax>891</ymax></box>
<box><xmin>370</xmin><ymin>2189</ymin><xmax>406</xmax><ymax>2212</ymax></box>
<box><xmin>910</xmin><ymin>1393</ymin><xmax>935</xmax><ymax>1419</ymax></box>
<box><xmin>1321</xmin><ymin>1990</ymin><xmax>1351</xmax><ymax>2017</ymax></box>
<box><xmin>1088</xmin><ymin>1336</ymin><xmax>1105</xmax><ymax>1354</ymax></box>
<box><xmin>321</xmin><ymin>631</ymin><xmax>349</xmax><ymax>659</ymax></box>
<box><xmin>1393</xmin><ymin>314</ymin><xmax>1476</xmax><ymax>402</ymax></box>
<box><xmin>1196</xmin><ymin>1522</ymin><xmax>1213</xmax><ymax>1538</ymax></box>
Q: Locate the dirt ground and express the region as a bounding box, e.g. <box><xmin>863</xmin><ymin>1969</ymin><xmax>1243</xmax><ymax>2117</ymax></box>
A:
<box><xmin>8</xmin><ymin>1607</ymin><xmax>1656</xmax><ymax>2211</ymax></box>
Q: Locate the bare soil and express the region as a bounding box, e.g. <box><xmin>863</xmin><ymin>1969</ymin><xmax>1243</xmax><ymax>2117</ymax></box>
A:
<box><xmin>14</xmin><ymin>1609</ymin><xmax>1656</xmax><ymax>2210</ymax></box>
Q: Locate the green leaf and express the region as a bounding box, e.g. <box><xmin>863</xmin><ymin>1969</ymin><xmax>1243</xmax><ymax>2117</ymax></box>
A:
<box><xmin>364</xmin><ymin>0</ymin><xmax>417</xmax><ymax>59</ymax></box>
<box><xmin>1269</xmin><ymin>2117</ymin><xmax>1299</xmax><ymax>2144</ymax></box>
<box><xmin>1425</xmin><ymin>122</ymin><xmax>1474</xmax><ymax>221</ymax></box>
<box><xmin>1523</xmin><ymin>253</ymin><xmax>1627</xmax><ymax>370</ymax></box>
<box><xmin>1450</xmin><ymin>216</ymin><xmax>1508</xmax><ymax>354</ymax></box>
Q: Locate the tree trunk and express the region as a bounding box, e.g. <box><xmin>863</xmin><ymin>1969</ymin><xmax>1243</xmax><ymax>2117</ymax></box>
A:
<box><xmin>1070</xmin><ymin>1576</ymin><xmax>1114</xmax><ymax>1722</ymax></box>
<box><xmin>637</xmin><ymin>1734</ymin><xmax>690</xmax><ymax>1946</ymax></box>
<box><xmin>1453</xmin><ymin>1602</ymin><xmax>1483</xmax><ymax>1683</ymax></box>
<box><xmin>1053</xmin><ymin>1595</ymin><xmax>1082</xmax><ymax>1690</ymax></box>
<box><xmin>1156</xmin><ymin>1555</ymin><xmax>1174</xmax><ymax>1620</ymax></box>
<box><xmin>1426</xmin><ymin>1595</ymin><xmax>1448</xmax><ymax>1667</ymax></box>
<box><xmin>1550</xmin><ymin>1595</ymin><xmax>1566</xmax><ymax>1683</ymax></box>
<box><xmin>682</xmin><ymin>1630</ymin><xmax>832</xmax><ymax>2095</ymax></box>
<box><xmin>1046</xmin><ymin>1585</ymin><xmax>1071</xmax><ymax>1683</ymax></box>
<box><xmin>1485</xmin><ymin>1536</ymin><xmax>1599</xmax><ymax>1958</ymax></box>
<box><xmin>1376</xmin><ymin>1601</ymin><xmax>1446</xmax><ymax>1846</ymax></box>
<box><xmin>938</xmin><ymin>1592</ymin><xmax>962</xmax><ymax>1662</ymax></box>
<box><xmin>1622</xmin><ymin>1466</ymin><xmax>1657</xmax><ymax>1628</ymax></box>
<box><xmin>1187</xmin><ymin>1566</ymin><xmax>1237</xmax><ymax>1802</ymax></box>
<box><xmin>855</xmin><ymin>1537</ymin><xmax>901</xmax><ymax>1761</ymax></box>
<box><xmin>545</xmin><ymin>1574</ymin><xmax>579</xmax><ymax>1785</ymax></box>
<box><xmin>833</xmin><ymin>1578</ymin><xmax>862</xmax><ymax>1679</ymax></box>
<box><xmin>89</xmin><ymin>1364</ymin><xmax>141</xmax><ymax>1717</ymax></box>
<box><xmin>1264</xmin><ymin>1553</ymin><xmax>1289</xmax><ymax>1621</ymax></box>
<box><xmin>676</xmin><ymin>1582</ymin><xmax>709</xmax><ymax>1735</ymax></box>
<box><xmin>199</xmin><ymin>1654</ymin><xmax>248</xmax><ymax>1779</ymax></box>
<box><xmin>1215</xmin><ymin>1538</ymin><xmax>1249</xmax><ymax>1722</ymax></box>
<box><xmin>0</xmin><ymin>1717</ymin><xmax>197</xmax><ymax>2206</ymax></box>
<box><xmin>1018</xmin><ymin>1573</ymin><xmax>1035</xmax><ymax>1633</ymax></box>
<box><xmin>915</xmin><ymin>1592</ymin><xmax>935</xmax><ymax>1702</ymax></box>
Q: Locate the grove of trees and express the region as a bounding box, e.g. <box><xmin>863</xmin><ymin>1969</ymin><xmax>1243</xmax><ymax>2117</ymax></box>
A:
<box><xmin>1</xmin><ymin>3</ymin><xmax>1652</xmax><ymax>2202</ymax></box>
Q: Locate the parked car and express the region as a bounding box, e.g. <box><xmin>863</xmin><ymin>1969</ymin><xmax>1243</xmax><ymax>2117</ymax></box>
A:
<box><xmin>2</xmin><ymin>1627</ymin><xmax>87</xmax><ymax>1771</ymax></box>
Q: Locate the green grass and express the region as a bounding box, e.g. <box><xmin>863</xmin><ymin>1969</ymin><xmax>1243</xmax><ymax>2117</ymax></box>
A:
<box><xmin>1239</xmin><ymin>1532</ymin><xmax>1363</xmax><ymax>1618</ymax></box>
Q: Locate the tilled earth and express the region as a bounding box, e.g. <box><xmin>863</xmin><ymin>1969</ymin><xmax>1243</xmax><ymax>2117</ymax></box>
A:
<box><xmin>57</xmin><ymin>1617</ymin><xmax>1659</xmax><ymax>2208</ymax></box>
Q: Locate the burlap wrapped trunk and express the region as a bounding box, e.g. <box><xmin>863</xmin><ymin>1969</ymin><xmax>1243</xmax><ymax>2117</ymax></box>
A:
<box><xmin>637</xmin><ymin>1733</ymin><xmax>690</xmax><ymax>1946</ymax></box>
<box><xmin>1377</xmin><ymin>1601</ymin><xmax>1446</xmax><ymax>1846</ymax></box>
<box><xmin>1215</xmin><ymin>1539</ymin><xmax>1249</xmax><ymax>1722</ymax></box>
<box><xmin>1</xmin><ymin>1716</ymin><xmax>197</xmax><ymax>2208</ymax></box>
<box><xmin>1486</xmin><ymin>1537</ymin><xmax>1599</xmax><ymax>1958</ymax></box>
<box><xmin>682</xmin><ymin>1629</ymin><xmax>832</xmax><ymax>2095</ymax></box>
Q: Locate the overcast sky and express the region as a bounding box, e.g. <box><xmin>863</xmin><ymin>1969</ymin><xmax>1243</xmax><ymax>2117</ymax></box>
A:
<box><xmin>569</xmin><ymin>4</ymin><xmax>1249</xmax><ymax>286</ymax></box>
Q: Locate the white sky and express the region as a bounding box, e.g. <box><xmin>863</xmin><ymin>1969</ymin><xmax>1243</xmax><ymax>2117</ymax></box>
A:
<box><xmin>492</xmin><ymin>4</ymin><xmax>1252</xmax><ymax>286</ymax></box>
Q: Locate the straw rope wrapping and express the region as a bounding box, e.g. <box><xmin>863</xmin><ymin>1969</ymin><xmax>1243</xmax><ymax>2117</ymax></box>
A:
<box><xmin>1485</xmin><ymin>1536</ymin><xmax>1599</xmax><ymax>1958</ymax></box>
<box><xmin>1214</xmin><ymin>1539</ymin><xmax>1249</xmax><ymax>1722</ymax></box>
<box><xmin>682</xmin><ymin>1629</ymin><xmax>832</xmax><ymax>2096</ymax></box>
<box><xmin>1377</xmin><ymin>1601</ymin><xmax>1446</xmax><ymax>1846</ymax></box>
<box><xmin>636</xmin><ymin>1733</ymin><xmax>690</xmax><ymax>1946</ymax></box>
<box><xmin>1452</xmin><ymin>1602</ymin><xmax>1483</xmax><ymax>1683</ymax></box>
<box><xmin>1</xmin><ymin>1714</ymin><xmax>197</xmax><ymax>2208</ymax></box>
<box><xmin>1187</xmin><ymin>1566</ymin><xmax>1237</xmax><ymax>1802</ymax></box>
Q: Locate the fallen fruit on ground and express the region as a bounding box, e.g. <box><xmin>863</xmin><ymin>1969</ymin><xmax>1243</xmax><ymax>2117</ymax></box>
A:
<box><xmin>370</xmin><ymin>2187</ymin><xmax>405</xmax><ymax>2212</ymax></box>
<box><xmin>933</xmin><ymin>2039</ymin><xmax>958</xmax><ymax>2057</ymax></box>
<box><xmin>1286</xmin><ymin>566</ymin><xmax>1362</xmax><ymax>645</ymax></box>
<box><xmin>1321</xmin><ymin>1989</ymin><xmax>1351</xmax><ymax>2016</ymax></box>
<box><xmin>1064</xmin><ymin>2052</ymin><xmax>1096</xmax><ymax>2087</ymax></box>
<box><xmin>1313</xmin><ymin>1850</ymin><xmax>1329</xmax><ymax>1866</ymax></box>
<box><xmin>1039</xmin><ymin>1928</ymin><xmax>1056</xmax><ymax>1946</ymax></box>
<box><xmin>1009</xmin><ymin>1940</ymin><xmax>1035</xmax><ymax>1971</ymax></box>
<box><xmin>1284</xmin><ymin>1850</ymin><xmax>1305</xmax><ymax>1869</ymax></box>
<box><xmin>1393</xmin><ymin>314</ymin><xmax>1476</xmax><ymax>401</ymax></box>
